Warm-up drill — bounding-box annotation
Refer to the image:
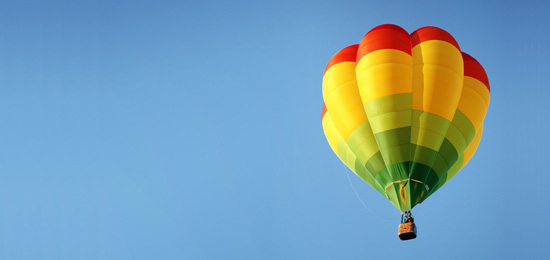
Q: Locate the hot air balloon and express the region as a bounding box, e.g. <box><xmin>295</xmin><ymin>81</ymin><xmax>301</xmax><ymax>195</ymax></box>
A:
<box><xmin>321</xmin><ymin>24</ymin><xmax>490</xmax><ymax>240</ymax></box>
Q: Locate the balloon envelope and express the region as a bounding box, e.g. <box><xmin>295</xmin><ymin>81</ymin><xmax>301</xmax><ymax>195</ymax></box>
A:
<box><xmin>322</xmin><ymin>24</ymin><xmax>490</xmax><ymax>211</ymax></box>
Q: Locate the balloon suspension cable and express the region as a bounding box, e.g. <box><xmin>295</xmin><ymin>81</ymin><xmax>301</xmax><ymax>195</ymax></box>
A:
<box><xmin>342</xmin><ymin>164</ymin><xmax>398</xmax><ymax>220</ymax></box>
<box><xmin>401</xmin><ymin>210</ymin><xmax>414</xmax><ymax>223</ymax></box>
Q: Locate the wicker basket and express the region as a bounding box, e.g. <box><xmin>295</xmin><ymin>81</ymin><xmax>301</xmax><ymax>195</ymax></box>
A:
<box><xmin>398</xmin><ymin>222</ymin><xmax>417</xmax><ymax>240</ymax></box>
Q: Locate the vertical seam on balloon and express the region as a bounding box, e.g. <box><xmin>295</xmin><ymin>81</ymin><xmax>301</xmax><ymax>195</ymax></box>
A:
<box><xmin>410</xmin><ymin>43</ymin><xmax>463</xmax><ymax>201</ymax></box>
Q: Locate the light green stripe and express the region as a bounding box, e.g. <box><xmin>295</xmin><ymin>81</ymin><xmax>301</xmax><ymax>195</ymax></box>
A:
<box><xmin>364</xmin><ymin>93</ymin><xmax>412</xmax><ymax>117</ymax></box>
<box><xmin>346</xmin><ymin>120</ymin><xmax>379</xmax><ymax>165</ymax></box>
<box><xmin>411</xmin><ymin>110</ymin><xmax>451</xmax><ymax>150</ymax></box>
<box><xmin>411</xmin><ymin>110</ymin><xmax>451</xmax><ymax>134</ymax></box>
<box><xmin>369</xmin><ymin>110</ymin><xmax>411</xmax><ymax>134</ymax></box>
<box><xmin>452</xmin><ymin>110</ymin><xmax>476</xmax><ymax>145</ymax></box>
<box><xmin>445</xmin><ymin>124</ymin><xmax>468</xmax><ymax>154</ymax></box>
<box><xmin>380</xmin><ymin>145</ymin><xmax>410</xmax><ymax>165</ymax></box>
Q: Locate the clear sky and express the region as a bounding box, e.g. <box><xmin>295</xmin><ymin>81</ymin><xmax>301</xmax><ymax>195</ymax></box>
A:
<box><xmin>0</xmin><ymin>0</ymin><xmax>548</xmax><ymax>259</ymax></box>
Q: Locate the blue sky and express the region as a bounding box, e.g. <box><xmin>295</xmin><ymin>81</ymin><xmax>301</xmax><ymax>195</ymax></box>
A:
<box><xmin>0</xmin><ymin>0</ymin><xmax>548</xmax><ymax>259</ymax></box>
